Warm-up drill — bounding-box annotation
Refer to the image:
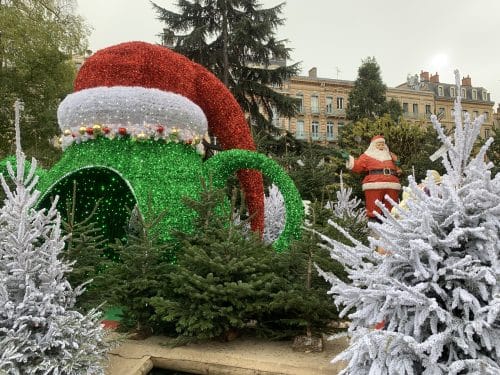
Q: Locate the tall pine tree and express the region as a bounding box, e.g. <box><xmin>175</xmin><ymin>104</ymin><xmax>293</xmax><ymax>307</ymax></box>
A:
<box><xmin>346</xmin><ymin>57</ymin><xmax>402</xmax><ymax>122</ymax></box>
<box><xmin>152</xmin><ymin>0</ymin><xmax>300</xmax><ymax>132</ymax></box>
<box><xmin>318</xmin><ymin>71</ymin><xmax>500</xmax><ymax>374</ymax></box>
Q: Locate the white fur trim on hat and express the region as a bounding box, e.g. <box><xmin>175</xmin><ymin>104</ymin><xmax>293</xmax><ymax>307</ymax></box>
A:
<box><xmin>57</xmin><ymin>86</ymin><xmax>208</xmax><ymax>138</ymax></box>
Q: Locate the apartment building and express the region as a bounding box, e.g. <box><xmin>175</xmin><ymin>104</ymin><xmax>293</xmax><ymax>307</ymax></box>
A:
<box><xmin>274</xmin><ymin>68</ymin><xmax>353</xmax><ymax>144</ymax></box>
<box><xmin>275</xmin><ymin>69</ymin><xmax>496</xmax><ymax>143</ymax></box>
<box><xmin>394</xmin><ymin>71</ymin><xmax>495</xmax><ymax>138</ymax></box>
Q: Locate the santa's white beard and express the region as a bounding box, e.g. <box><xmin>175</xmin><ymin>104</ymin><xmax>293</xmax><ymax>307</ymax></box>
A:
<box><xmin>364</xmin><ymin>145</ymin><xmax>392</xmax><ymax>161</ymax></box>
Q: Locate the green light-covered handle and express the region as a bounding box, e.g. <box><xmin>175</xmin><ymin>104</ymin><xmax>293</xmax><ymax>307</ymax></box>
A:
<box><xmin>205</xmin><ymin>149</ymin><xmax>303</xmax><ymax>252</ymax></box>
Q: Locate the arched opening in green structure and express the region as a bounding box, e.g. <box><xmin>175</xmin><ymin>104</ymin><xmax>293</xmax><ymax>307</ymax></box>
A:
<box><xmin>37</xmin><ymin>166</ymin><xmax>138</xmax><ymax>260</ymax></box>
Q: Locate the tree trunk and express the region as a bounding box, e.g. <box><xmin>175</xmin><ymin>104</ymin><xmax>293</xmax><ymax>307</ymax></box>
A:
<box><xmin>306</xmin><ymin>247</ymin><xmax>312</xmax><ymax>338</ymax></box>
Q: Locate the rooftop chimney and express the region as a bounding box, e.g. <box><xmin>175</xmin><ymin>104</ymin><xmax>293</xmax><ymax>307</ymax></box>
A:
<box><xmin>462</xmin><ymin>75</ymin><xmax>472</xmax><ymax>87</ymax></box>
<box><xmin>430</xmin><ymin>72</ymin><xmax>439</xmax><ymax>83</ymax></box>
<box><xmin>308</xmin><ymin>67</ymin><xmax>317</xmax><ymax>78</ymax></box>
<box><xmin>420</xmin><ymin>70</ymin><xmax>430</xmax><ymax>82</ymax></box>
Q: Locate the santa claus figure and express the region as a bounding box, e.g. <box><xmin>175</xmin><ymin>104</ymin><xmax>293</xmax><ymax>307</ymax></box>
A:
<box><xmin>343</xmin><ymin>135</ymin><xmax>401</xmax><ymax>220</ymax></box>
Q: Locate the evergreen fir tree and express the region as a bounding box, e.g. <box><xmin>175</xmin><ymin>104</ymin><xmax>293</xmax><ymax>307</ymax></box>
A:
<box><xmin>346</xmin><ymin>57</ymin><xmax>402</xmax><ymax>122</ymax></box>
<box><xmin>152</xmin><ymin>0</ymin><xmax>300</xmax><ymax>132</ymax></box>
<box><xmin>0</xmin><ymin>101</ymin><xmax>108</xmax><ymax>374</ymax></box>
<box><xmin>486</xmin><ymin>126</ymin><xmax>500</xmax><ymax>178</ymax></box>
<box><xmin>150</xmin><ymin>182</ymin><xmax>285</xmax><ymax>342</ymax></box>
<box><xmin>60</xmin><ymin>180</ymin><xmax>109</xmax><ymax>311</ymax></box>
<box><xmin>102</xmin><ymin>202</ymin><xmax>174</xmax><ymax>335</ymax></box>
<box><xmin>318</xmin><ymin>71</ymin><xmax>500</xmax><ymax>374</ymax></box>
<box><xmin>285</xmin><ymin>143</ymin><xmax>340</xmax><ymax>201</ymax></box>
<box><xmin>259</xmin><ymin>227</ymin><xmax>340</xmax><ymax>340</ymax></box>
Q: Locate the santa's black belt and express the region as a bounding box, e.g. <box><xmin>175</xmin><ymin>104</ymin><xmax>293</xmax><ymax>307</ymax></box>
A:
<box><xmin>369</xmin><ymin>168</ymin><xmax>397</xmax><ymax>176</ymax></box>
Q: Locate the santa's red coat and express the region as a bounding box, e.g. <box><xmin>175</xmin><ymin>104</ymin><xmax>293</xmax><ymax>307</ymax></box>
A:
<box><xmin>348</xmin><ymin>153</ymin><xmax>401</xmax><ymax>191</ymax></box>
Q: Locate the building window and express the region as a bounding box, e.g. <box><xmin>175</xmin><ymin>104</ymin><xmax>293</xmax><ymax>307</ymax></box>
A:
<box><xmin>482</xmin><ymin>91</ymin><xmax>488</xmax><ymax>101</ymax></box>
<box><xmin>296</xmin><ymin>120</ymin><xmax>305</xmax><ymax>139</ymax></box>
<box><xmin>311</xmin><ymin>121</ymin><xmax>319</xmax><ymax>140</ymax></box>
<box><xmin>338</xmin><ymin>122</ymin><xmax>345</xmax><ymax>140</ymax></box>
<box><xmin>413</xmin><ymin>103</ymin><xmax>418</xmax><ymax>114</ymax></box>
<box><xmin>325</xmin><ymin>96</ymin><xmax>333</xmax><ymax>113</ymax></box>
<box><xmin>311</xmin><ymin>95</ymin><xmax>319</xmax><ymax>114</ymax></box>
<box><xmin>472</xmin><ymin>89</ymin><xmax>477</xmax><ymax>100</ymax></box>
<box><xmin>473</xmin><ymin>111</ymin><xmax>479</xmax><ymax>118</ymax></box>
<box><xmin>326</xmin><ymin>121</ymin><xmax>335</xmax><ymax>140</ymax></box>
<box><xmin>462</xmin><ymin>110</ymin><xmax>468</xmax><ymax>118</ymax></box>
<box><xmin>403</xmin><ymin>103</ymin><xmax>408</xmax><ymax>113</ymax></box>
<box><xmin>484</xmin><ymin>128</ymin><xmax>490</xmax><ymax>138</ymax></box>
<box><xmin>438</xmin><ymin>86</ymin><xmax>444</xmax><ymax>96</ymax></box>
<box><xmin>425</xmin><ymin>104</ymin><xmax>432</xmax><ymax>114</ymax></box>
<box><xmin>438</xmin><ymin>107</ymin><xmax>445</xmax><ymax>118</ymax></box>
<box><xmin>461</xmin><ymin>88</ymin><xmax>467</xmax><ymax>99</ymax></box>
<box><xmin>450</xmin><ymin>87</ymin><xmax>456</xmax><ymax>97</ymax></box>
<box><xmin>451</xmin><ymin>108</ymin><xmax>455</xmax><ymax>118</ymax></box>
<box><xmin>296</xmin><ymin>93</ymin><xmax>303</xmax><ymax>113</ymax></box>
<box><xmin>483</xmin><ymin>111</ymin><xmax>489</xmax><ymax>120</ymax></box>
<box><xmin>337</xmin><ymin>97</ymin><xmax>344</xmax><ymax>109</ymax></box>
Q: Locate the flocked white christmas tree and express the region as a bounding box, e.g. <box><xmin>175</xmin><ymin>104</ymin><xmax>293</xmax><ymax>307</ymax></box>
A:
<box><xmin>326</xmin><ymin>171</ymin><xmax>367</xmax><ymax>224</ymax></box>
<box><xmin>0</xmin><ymin>100</ymin><xmax>108</xmax><ymax>374</ymax></box>
<box><xmin>233</xmin><ymin>183</ymin><xmax>286</xmax><ymax>243</ymax></box>
<box><xmin>317</xmin><ymin>71</ymin><xmax>500</xmax><ymax>374</ymax></box>
<box><xmin>263</xmin><ymin>183</ymin><xmax>286</xmax><ymax>243</ymax></box>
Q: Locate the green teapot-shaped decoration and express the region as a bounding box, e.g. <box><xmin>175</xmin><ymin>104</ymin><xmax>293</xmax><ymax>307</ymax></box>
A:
<box><xmin>29</xmin><ymin>42</ymin><xmax>303</xmax><ymax>252</ymax></box>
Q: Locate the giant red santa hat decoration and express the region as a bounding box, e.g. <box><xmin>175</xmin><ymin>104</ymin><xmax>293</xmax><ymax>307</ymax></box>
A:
<box><xmin>57</xmin><ymin>41</ymin><xmax>265</xmax><ymax>233</ymax></box>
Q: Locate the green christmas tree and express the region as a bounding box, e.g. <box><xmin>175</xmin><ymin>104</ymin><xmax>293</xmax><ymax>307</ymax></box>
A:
<box><xmin>60</xmin><ymin>180</ymin><xmax>109</xmax><ymax>311</ymax></box>
<box><xmin>150</xmin><ymin>182</ymin><xmax>284</xmax><ymax>342</ymax></box>
<box><xmin>101</xmin><ymin>201</ymin><xmax>174</xmax><ymax>336</ymax></box>
<box><xmin>258</xmin><ymin>227</ymin><xmax>340</xmax><ymax>341</ymax></box>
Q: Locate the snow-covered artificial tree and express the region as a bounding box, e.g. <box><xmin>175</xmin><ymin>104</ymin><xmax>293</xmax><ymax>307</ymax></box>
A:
<box><xmin>326</xmin><ymin>172</ymin><xmax>367</xmax><ymax>222</ymax></box>
<box><xmin>263</xmin><ymin>184</ymin><xmax>286</xmax><ymax>243</ymax></box>
<box><xmin>0</xmin><ymin>101</ymin><xmax>108</xmax><ymax>374</ymax></box>
<box><xmin>317</xmin><ymin>71</ymin><xmax>500</xmax><ymax>374</ymax></box>
<box><xmin>324</xmin><ymin>172</ymin><xmax>368</xmax><ymax>244</ymax></box>
<box><xmin>233</xmin><ymin>183</ymin><xmax>286</xmax><ymax>243</ymax></box>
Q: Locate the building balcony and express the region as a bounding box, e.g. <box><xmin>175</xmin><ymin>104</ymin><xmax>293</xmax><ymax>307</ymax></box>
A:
<box><xmin>326</xmin><ymin>134</ymin><xmax>337</xmax><ymax>141</ymax></box>
<box><xmin>293</xmin><ymin>131</ymin><xmax>339</xmax><ymax>143</ymax></box>
<box><xmin>325</xmin><ymin>109</ymin><xmax>346</xmax><ymax>117</ymax></box>
<box><xmin>403</xmin><ymin>112</ymin><xmax>429</xmax><ymax>120</ymax></box>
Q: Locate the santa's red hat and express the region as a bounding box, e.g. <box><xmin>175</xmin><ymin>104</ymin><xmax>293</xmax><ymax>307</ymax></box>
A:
<box><xmin>57</xmin><ymin>41</ymin><xmax>265</xmax><ymax>233</ymax></box>
<box><xmin>370</xmin><ymin>135</ymin><xmax>385</xmax><ymax>143</ymax></box>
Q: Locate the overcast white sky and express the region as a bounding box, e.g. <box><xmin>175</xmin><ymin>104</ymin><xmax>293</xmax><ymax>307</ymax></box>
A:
<box><xmin>77</xmin><ymin>0</ymin><xmax>500</xmax><ymax>109</ymax></box>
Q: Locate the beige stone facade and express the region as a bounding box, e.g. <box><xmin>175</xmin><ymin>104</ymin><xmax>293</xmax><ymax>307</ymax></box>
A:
<box><xmin>492</xmin><ymin>109</ymin><xmax>500</xmax><ymax>132</ymax></box>
<box><xmin>395</xmin><ymin>71</ymin><xmax>495</xmax><ymax>139</ymax></box>
<box><xmin>275</xmin><ymin>69</ymin><xmax>496</xmax><ymax>143</ymax></box>
<box><xmin>273</xmin><ymin>68</ymin><xmax>353</xmax><ymax>144</ymax></box>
